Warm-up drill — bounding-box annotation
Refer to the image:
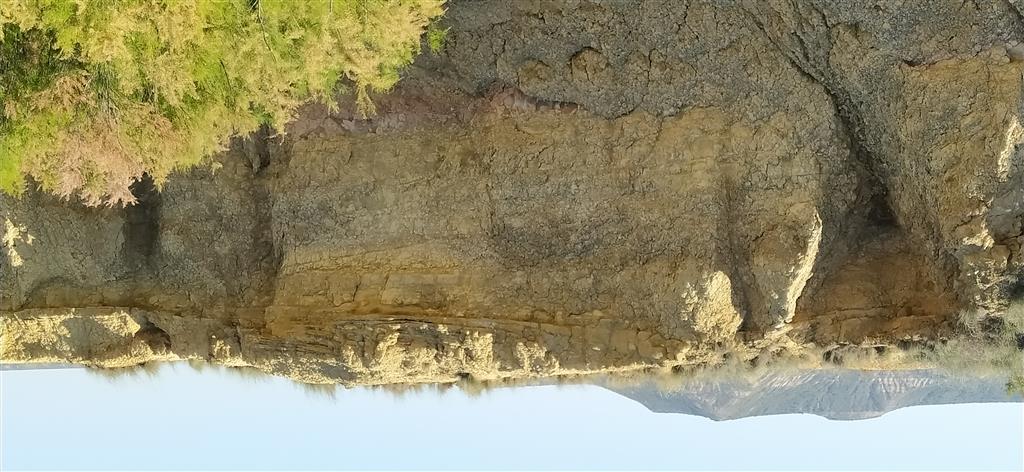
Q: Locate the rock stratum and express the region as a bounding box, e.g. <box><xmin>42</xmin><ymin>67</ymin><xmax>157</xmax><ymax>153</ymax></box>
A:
<box><xmin>2</xmin><ymin>0</ymin><xmax>1024</xmax><ymax>386</ymax></box>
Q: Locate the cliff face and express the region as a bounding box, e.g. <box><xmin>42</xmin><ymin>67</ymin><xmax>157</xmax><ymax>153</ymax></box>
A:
<box><xmin>2</xmin><ymin>1</ymin><xmax>1023</xmax><ymax>385</ymax></box>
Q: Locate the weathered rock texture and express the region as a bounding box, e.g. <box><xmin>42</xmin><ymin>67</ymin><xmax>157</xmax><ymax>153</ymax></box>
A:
<box><xmin>2</xmin><ymin>0</ymin><xmax>1023</xmax><ymax>385</ymax></box>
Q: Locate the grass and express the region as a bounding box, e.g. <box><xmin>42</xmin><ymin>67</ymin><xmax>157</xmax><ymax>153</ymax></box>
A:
<box><xmin>917</xmin><ymin>300</ymin><xmax>1024</xmax><ymax>394</ymax></box>
<box><xmin>426</xmin><ymin>21</ymin><xmax>450</xmax><ymax>55</ymax></box>
<box><xmin>84</xmin><ymin>361</ymin><xmax>162</xmax><ymax>380</ymax></box>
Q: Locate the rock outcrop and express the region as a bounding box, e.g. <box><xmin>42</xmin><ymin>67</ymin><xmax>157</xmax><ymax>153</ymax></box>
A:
<box><xmin>2</xmin><ymin>0</ymin><xmax>1023</xmax><ymax>385</ymax></box>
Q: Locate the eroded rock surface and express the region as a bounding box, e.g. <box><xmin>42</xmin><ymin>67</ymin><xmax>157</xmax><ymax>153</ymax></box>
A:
<box><xmin>2</xmin><ymin>0</ymin><xmax>1023</xmax><ymax>385</ymax></box>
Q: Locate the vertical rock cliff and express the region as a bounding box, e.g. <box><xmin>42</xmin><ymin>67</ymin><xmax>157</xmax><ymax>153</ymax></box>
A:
<box><xmin>2</xmin><ymin>0</ymin><xmax>1023</xmax><ymax>385</ymax></box>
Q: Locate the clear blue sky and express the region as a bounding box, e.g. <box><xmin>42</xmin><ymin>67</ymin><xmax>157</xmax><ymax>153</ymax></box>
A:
<box><xmin>2</xmin><ymin>364</ymin><xmax>1022</xmax><ymax>471</ymax></box>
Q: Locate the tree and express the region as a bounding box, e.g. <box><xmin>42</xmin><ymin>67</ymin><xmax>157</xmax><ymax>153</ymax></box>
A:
<box><xmin>0</xmin><ymin>0</ymin><xmax>444</xmax><ymax>205</ymax></box>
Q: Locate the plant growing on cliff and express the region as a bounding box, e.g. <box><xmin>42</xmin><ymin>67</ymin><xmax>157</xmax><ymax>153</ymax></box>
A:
<box><xmin>0</xmin><ymin>0</ymin><xmax>444</xmax><ymax>205</ymax></box>
<box><xmin>925</xmin><ymin>300</ymin><xmax>1024</xmax><ymax>391</ymax></box>
<box><xmin>1008</xmin><ymin>373</ymin><xmax>1024</xmax><ymax>396</ymax></box>
<box><xmin>425</xmin><ymin>21</ymin><xmax>449</xmax><ymax>54</ymax></box>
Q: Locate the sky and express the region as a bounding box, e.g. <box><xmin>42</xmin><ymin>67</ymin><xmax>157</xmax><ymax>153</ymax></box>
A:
<box><xmin>1</xmin><ymin>364</ymin><xmax>1022</xmax><ymax>471</ymax></box>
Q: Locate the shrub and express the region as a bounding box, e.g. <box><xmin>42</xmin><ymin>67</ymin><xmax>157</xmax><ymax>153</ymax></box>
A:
<box><xmin>0</xmin><ymin>0</ymin><xmax>444</xmax><ymax>205</ymax></box>
<box><xmin>1008</xmin><ymin>373</ymin><xmax>1024</xmax><ymax>396</ymax></box>
<box><xmin>921</xmin><ymin>301</ymin><xmax>1024</xmax><ymax>389</ymax></box>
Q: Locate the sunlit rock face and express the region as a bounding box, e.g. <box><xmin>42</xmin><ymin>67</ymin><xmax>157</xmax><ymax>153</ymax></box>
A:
<box><xmin>2</xmin><ymin>0</ymin><xmax>1024</xmax><ymax>385</ymax></box>
<box><xmin>607</xmin><ymin>370</ymin><xmax>1024</xmax><ymax>421</ymax></box>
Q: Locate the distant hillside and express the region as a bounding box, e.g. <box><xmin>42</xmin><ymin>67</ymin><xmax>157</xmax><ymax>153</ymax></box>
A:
<box><xmin>607</xmin><ymin>370</ymin><xmax>1023</xmax><ymax>421</ymax></box>
<box><xmin>0</xmin><ymin>363</ymin><xmax>78</xmax><ymax>371</ymax></box>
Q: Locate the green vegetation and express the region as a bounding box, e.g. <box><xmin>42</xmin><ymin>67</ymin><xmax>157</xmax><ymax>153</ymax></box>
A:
<box><xmin>927</xmin><ymin>301</ymin><xmax>1024</xmax><ymax>394</ymax></box>
<box><xmin>425</xmin><ymin>21</ymin><xmax>449</xmax><ymax>54</ymax></box>
<box><xmin>0</xmin><ymin>0</ymin><xmax>444</xmax><ymax>205</ymax></box>
<box><xmin>1008</xmin><ymin>373</ymin><xmax>1024</xmax><ymax>395</ymax></box>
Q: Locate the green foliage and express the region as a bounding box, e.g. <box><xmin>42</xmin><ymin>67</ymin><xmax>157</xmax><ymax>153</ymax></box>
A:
<box><xmin>1007</xmin><ymin>373</ymin><xmax>1024</xmax><ymax>396</ymax></box>
<box><xmin>426</xmin><ymin>21</ymin><xmax>449</xmax><ymax>54</ymax></box>
<box><xmin>0</xmin><ymin>0</ymin><xmax>444</xmax><ymax>205</ymax></box>
<box><xmin>923</xmin><ymin>302</ymin><xmax>1024</xmax><ymax>389</ymax></box>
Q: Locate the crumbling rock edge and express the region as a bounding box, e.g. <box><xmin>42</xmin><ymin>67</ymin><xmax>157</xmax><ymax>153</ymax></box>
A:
<box><xmin>0</xmin><ymin>307</ymin><xmax>955</xmax><ymax>387</ymax></box>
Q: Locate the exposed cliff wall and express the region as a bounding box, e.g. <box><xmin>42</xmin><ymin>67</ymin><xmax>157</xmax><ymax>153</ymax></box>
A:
<box><xmin>2</xmin><ymin>0</ymin><xmax>1023</xmax><ymax>385</ymax></box>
